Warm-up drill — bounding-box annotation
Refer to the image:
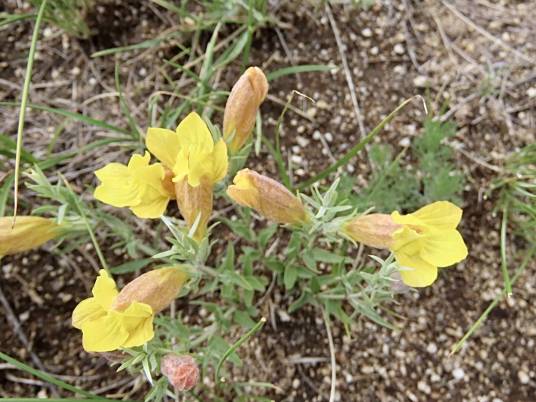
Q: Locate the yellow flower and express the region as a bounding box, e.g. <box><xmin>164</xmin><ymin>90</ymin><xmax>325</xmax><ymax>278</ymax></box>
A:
<box><xmin>391</xmin><ymin>201</ymin><xmax>468</xmax><ymax>287</ymax></box>
<box><xmin>223</xmin><ymin>67</ymin><xmax>268</xmax><ymax>153</ymax></box>
<box><xmin>0</xmin><ymin>216</ymin><xmax>64</xmax><ymax>257</ymax></box>
<box><xmin>72</xmin><ymin>270</ymin><xmax>154</xmax><ymax>352</ymax></box>
<box><xmin>227</xmin><ymin>169</ymin><xmax>309</xmax><ymax>225</ymax></box>
<box><xmin>72</xmin><ymin>267</ymin><xmax>188</xmax><ymax>352</ymax></box>
<box><xmin>94</xmin><ymin>152</ymin><xmax>172</xmax><ymax>219</ymax></box>
<box><xmin>146</xmin><ymin>112</ymin><xmax>228</xmax><ymax>187</ymax></box>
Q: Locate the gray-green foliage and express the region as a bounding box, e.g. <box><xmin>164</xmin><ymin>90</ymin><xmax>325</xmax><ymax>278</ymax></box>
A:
<box><xmin>348</xmin><ymin>118</ymin><xmax>464</xmax><ymax>212</ymax></box>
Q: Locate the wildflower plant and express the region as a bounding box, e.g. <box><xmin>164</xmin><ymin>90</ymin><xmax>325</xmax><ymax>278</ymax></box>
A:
<box><xmin>4</xmin><ymin>64</ymin><xmax>471</xmax><ymax>400</ymax></box>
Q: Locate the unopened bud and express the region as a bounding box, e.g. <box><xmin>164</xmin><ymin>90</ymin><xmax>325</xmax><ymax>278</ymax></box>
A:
<box><xmin>342</xmin><ymin>214</ymin><xmax>401</xmax><ymax>249</ymax></box>
<box><xmin>174</xmin><ymin>178</ymin><xmax>213</xmax><ymax>242</ymax></box>
<box><xmin>112</xmin><ymin>267</ymin><xmax>188</xmax><ymax>313</ymax></box>
<box><xmin>161</xmin><ymin>354</ymin><xmax>199</xmax><ymax>392</ymax></box>
<box><xmin>0</xmin><ymin>216</ymin><xmax>64</xmax><ymax>257</ymax></box>
<box><xmin>223</xmin><ymin>67</ymin><xmax>268</xmax><ymax>153</ymax></box>
<box><xmin>227</xmin><ymin>169</ymin><xmax>308</xmax><ymax>225</ymax></box>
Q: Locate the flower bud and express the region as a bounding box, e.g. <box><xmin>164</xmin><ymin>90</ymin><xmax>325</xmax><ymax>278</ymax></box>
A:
<box><xmin>342</xmin><ymin>214</ymin><xmax>401</xmax><ymax>249</ymax></box>
<box><xmin>161</xmin><ymin>354</ymin><xmax>199</xmax><ymax>392</ymax></box>
<box><xmin>174</xmin><ymin>178</ymin><xmax>213</xmax><ymax>242</ymax></box>
<box><xmin>0</xmin><ymin>216</ymin><xmax>64</xmax><ymax>257</ymax></box>
<box><xmin>227</xmin><ymin>169</ymin><xmax>308</xmax><ymax>225</ymax></box>
<box><xmin>223</xmin><ymin>67</ymin><xmax>269</xmax><ymax>153</ymax></box>
<box><xmin>112</xmin><ymin>267</ymin><xmax>188</xmax><ymax>314</ymax></box>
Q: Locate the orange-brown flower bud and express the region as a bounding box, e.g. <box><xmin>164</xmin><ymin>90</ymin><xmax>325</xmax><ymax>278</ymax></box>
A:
<box><xmin>0</xmin><ymin>216</ymin><xmax>64</xmax><ymax>257</ymax></box>
<box><xmin>112</xmin><ymin>267</ymin><xmax>188</xmax><ymax>314</ymax></box>
<box><xmin>161</xmin><ymin>354</ymin><xmax>199</xmax><ymax>392</ymax></box>
<box><xmin>174</xmin><ymin>178</ymin><xmax>213</xmax><ymax>242</ymax></box>
<box><xmin>223</xmin><ymin>67</ymin><xmax>268</xmax><ymax>153</ymax></box>
<box><xmin>227</xmin><ymin>169</ymin><xmax>308</xmax><ymax>225</ymax></box>
<box><xmin>342</xmin><ymin>214</ymin><xmax>401</xmax><ymax>249</ymax></box>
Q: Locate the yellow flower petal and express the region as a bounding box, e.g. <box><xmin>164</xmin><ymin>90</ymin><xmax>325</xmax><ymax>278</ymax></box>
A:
<box><xmin>396</xmin><ymin>252</ymin><xmax>438</xmax><ymax>287</ymax></box>
<box><xmin>81</xmin><ymin>312</ymin><xmax>128</xmax><ymax>352</ymax></box>
<box><xmin>146</xmin><ymin>127</ymin><xmax>181</xmax><ymax>168</ymax></box>
<box><xmin>119</xmin><ymin>302</ymin><xmax>154</xmax><ymax>348</ymax></box>
<box><xmin>130</xmin><ymin>162</ymin><xmax>169</xmax><ymax>218</ymax></box>
<box><xmin>420</xmin><ymin>229</ymin><xmax>468</xmax><ymax>267</ymax></box>
<box><xmin>94</xmin><ymin>163</ymin><xmax>142</xmax><ymax>207</ymax></box>
<box><xmin>209</xmin><ymin>138</ymin><xmax>229</xmax><ymax>183</ymax></box>
<box><xmin>92</xmin><ymin>270</ymin><xmax>118</xmax><ymax>309</ymax></box>
<box><xmin>411</xmin><ymin>201</ymin><xmax>462</xmax><ymax>230</ymax></box>
<box><xmin>71</xmin><ymin>298</ymin><xmax>106</xmax><ymax>329</ymax></box>
<box><xmin>176</xmin><ymin>112</ymin><xmax>214</xmax><ymax>152</ymax></box>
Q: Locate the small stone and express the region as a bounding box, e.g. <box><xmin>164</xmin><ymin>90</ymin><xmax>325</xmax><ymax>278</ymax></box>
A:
<box><xmin>417</xmin><ymin>380</ymin><xmax>431</xmax><ymax>394</ymax></box>
<box><xmin>292</xmin><ymin>378</ymin><xmax>300</xmax><ymax>389</ymax></box>
<box><xmin>413</xmin><ymin>75</ymin><xmax>429</xmax><ymax>88</ymax></box>
<box><xmin>426</xmin><ymin>342</ymin><xmax>437</xmax><ymax>354</ymax></box>
<box><xmin>370</xmin><ymin>46</ymin><xmax>379</xmax><ymax>56</ymax></box>
<box><xmin>527</xmin><ymin>87</ymin><xmax>536</xmax><ymax>98</ymax></box>
<box><xmin>361</xmin><ymin>28</ymin><xmax>373</xmax><ymax>38</ymax></box>
<box><xmin>324</xmin><ymin>132</ymin><xmax>333</xmax><ymax>142</ymax></box>
<box><xmin>399</xmin><ymin>137</ymin><xmax>411</xmax><ymax>147</ymax></box>
<box><xmin>518</xmin><ymin>370</ymin><xmax>530</xmax><ymax>384</ymax></box>
<box><xmin>361</xmin><ymin>366</ymin><xmax>374</xmax><ymax>374</ymax></box>
<box><xmin>290</xmin><ymin>155</ymin><xmax>303</xmax><ymax>165</ymax></box>
<box><xmin>394</xmin><ymin>43</ymin><xmax>405</xmax><ymax>55</ymax></box>
<box><xmin>316</xmin><ymin>100</ymin><xmax>329</xmax><ymax>109</ymax></box>
<box><xmin>313</xmin><ymin>130</ymin><xmax>322</xmax><ymax>140</ymax></box>
<box><xmin>296</xmin><ymin>136</ymin><xmax>310</xmax><ymax>147</ymax></box>
<box><xmin>452</xmin><ymin>368</ymin><xmax>465</xmax><ymax>380</ymax></box>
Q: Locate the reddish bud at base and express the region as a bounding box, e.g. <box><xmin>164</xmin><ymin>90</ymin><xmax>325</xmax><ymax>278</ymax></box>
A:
<box><xmin>161</xmin><ymin>354</ymin><xmax>199</xmax><ymax>392</ymax></box>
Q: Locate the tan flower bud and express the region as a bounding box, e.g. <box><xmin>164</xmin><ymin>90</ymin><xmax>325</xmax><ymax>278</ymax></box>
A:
<box><xmin>0</xmin><ymin>216</ymin><xmax>64</xmax><ymax>257</ymax></box>
<box><xmin>174</xmin><ymin>178</ymin><xmax>213</xmax><ymax>242</ymax></box>
<box><xmin>112</xmin><ymin>267</ymin><xmax>188</xmax><ymax>314</ymax></box>
<box><xmin>227</xmin><ymin>169</ymin><xmax>308</xmax><ymax>225</ymax></box>
<box><xmin>161</xmin><ymin>354</ymin><xmax>199</xmax><ymax>392</ymax></box>
<box><xmin>223</xmin><ymin>67</ymin><xmax>268</xmax><ymax>153</ymax></box>
<box><xmin>342</xmin><ymin>214</ymin><xmax>401</xmax><ymax>249</ymax></box>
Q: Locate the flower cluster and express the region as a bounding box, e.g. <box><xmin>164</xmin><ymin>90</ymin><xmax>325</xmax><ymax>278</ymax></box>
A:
<box><xmin>72</xmin><ymin>267</ymin><xmax>188</xmax><ymax>352</ymax></box>
<box><xmin>94</xmin><ymin>67</ymin><xmax>268</xmax><ymax>241</ymax></box>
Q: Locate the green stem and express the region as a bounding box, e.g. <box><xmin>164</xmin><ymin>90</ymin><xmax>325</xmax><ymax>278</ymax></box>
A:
<box><xmin>500</xmin><ymin>206</ymin><xmax>512</xmax><ymax>296</ymax></box>
<box><xmin>450</xmin><ymin>247</ymin><xmax>534</xmax><ymax>355</ymax></box>
<box><xmin>61</xmin><ymin>175</ymin><xmax>109</xmax><ymax>272</ymax></box>
<box><xmin>215</xmin><ymin>317</ymin><xmax>266</xmax><ymax>383</ymax></box>
<box><xmin>297</xmin><ymin>95</ymin><xmax>425</xmax><ymax>191</ymax></box>
<box><xmin>0</xmin><ymin>352</ymin><xmax>105</xmax><ymax>399</ymax></box>
<box><xmin>12</xmin><ymin>0</ymin><xmax>48</xmax><ymax>224</ymax></box>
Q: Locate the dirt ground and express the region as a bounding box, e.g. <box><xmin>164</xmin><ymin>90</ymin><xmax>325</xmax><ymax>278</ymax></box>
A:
<box><xmin>1</xmin><ymin>0</ymin><xmax>535</xmax><ymax>401</ymax></box>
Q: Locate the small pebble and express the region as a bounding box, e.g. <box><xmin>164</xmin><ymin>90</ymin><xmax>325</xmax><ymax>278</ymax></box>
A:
<box><xmin>394</xmin><ymin>43</ymin><xmax>405</xmax><ymax>55</ymax></box>
<box><xmin>361</xmin><ymin>28</ymin><xmax>373</xmax><ymax>38</ymax></box>
<box><xmin>452</xmin><ymin>368</ymin><xmax>465</xmax><ymax>380</ymax></box>
<box><xmin>518</xmin><ymin>370</ymin><xmax>530</xmax><ymax>384</ymax></box>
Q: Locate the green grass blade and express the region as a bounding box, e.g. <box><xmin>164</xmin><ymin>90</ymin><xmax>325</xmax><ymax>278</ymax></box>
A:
<box><xmin>500</xmin><ymin>206</ymin><xmax>512</xmax><ymax>296</ymax></box>
<box><xmin>0</xmin><ymin>12</ymin><xmax>36</xmax><ymax>28</ymax></box>
<box><xmin>114</xmin><ymin>62</ymin><xmax>142</xmax><ymax>141</ymax></box>
<box><xmin>13</xmin><ymin>0</ymin><xmax>48</xmax><ymax>223</ymax></box>
<box><xmin>215</xmin><ymin>317</ymin><xmax>266</xmax><ymax>383</ymax></box>
<box><xmin>297</xmin><ymin>95</ymin><xmax>426</xmax><ymax>190</ymax></box>
<box><xmin>267</xmin><ymin>64</ymin><xmax>337</xmax><ymax>82</ymax></box>
<box><xmin>0</xmin><ymin>351</ymin><xmax>105</xmax><ymax>399</ymax></box>
<box><xmin>0</xmin><ymin>101</ymin><xmax>129</xmax><ymax>135</ymax></box>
